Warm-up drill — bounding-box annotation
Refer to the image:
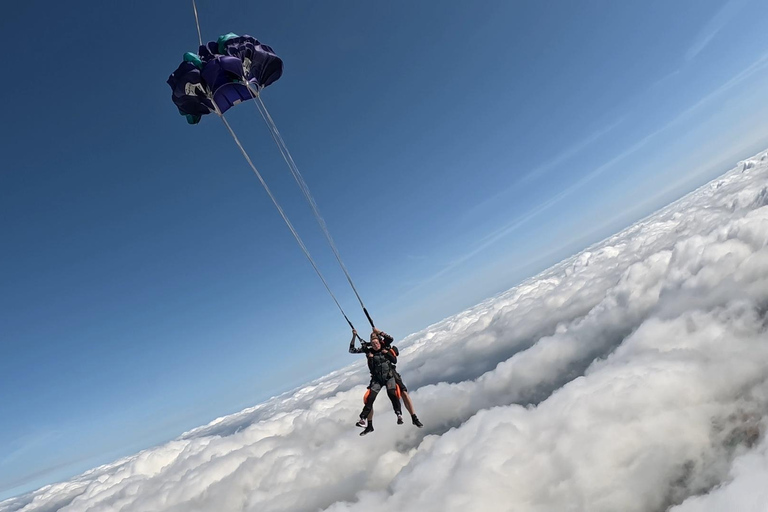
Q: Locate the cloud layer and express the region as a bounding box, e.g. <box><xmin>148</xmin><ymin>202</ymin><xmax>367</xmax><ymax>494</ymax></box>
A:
<box><xmin>4</xmin><ymin>150</ymin><xmax>768</xmax><ymax>512</ymax></box>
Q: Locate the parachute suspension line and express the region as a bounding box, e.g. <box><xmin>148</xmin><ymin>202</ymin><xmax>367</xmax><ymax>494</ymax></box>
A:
<box><xmin>217</xmin><ymin>112</ymin><xmax>357</xmax><ymax>330</ymax></box>
<box><xmin>177</xmin><ymin>4</ymin><xmax>359</xmax><ymax>330</ymax></box>
<box><xmin>191</xmin><ymin>0</ymin><xmax>203</xmax><ymax>47</ymax></box>
<box><xmin>244</xmin><ymin>82</ymin><xmax>375</xmax><ymax>328</ymax></box>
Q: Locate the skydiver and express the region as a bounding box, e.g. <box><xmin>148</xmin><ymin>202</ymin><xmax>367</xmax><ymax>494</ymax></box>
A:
<box><xmin>363</xmin><ymin>328</ymin><xmax>423</xmax><ymax>429</ymax></box>
<box><xmin>349</xmin><ymin>329</ymin><xmax>403</xmax><ymax>436</ymax></box>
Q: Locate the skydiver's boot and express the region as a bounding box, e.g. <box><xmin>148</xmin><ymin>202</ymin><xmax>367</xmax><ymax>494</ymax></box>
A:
<box><xmin>360</xmin><ymin>422</ymin><xmax>374</xmax><ymax>436</ymax></box>
<box><xmin>356</xmin><ymin>418</ymin><xmax>367</xmax><ymax>428</ymax></box>
<box><xmin>397</xmin><ymin>415</ymin><xmax>404</xmax><ymax>425</ymax></box>
<box><xmin>411</xmin><ymin>414</ymin><xmax>423</xmax><ymax>428</ymax></box>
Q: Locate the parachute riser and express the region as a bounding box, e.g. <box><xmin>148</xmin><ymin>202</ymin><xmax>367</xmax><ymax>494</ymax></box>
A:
<box><xmin>215</xmin><ymin>109</ymin><xmax>357</xmax><ymax>330</ymax></box>
<box><xmin>192</xmin><ymin>0</ymin><xmax>203</xmax><ymax>47</ymax></box>
<box><xmin>240</xmin><ymin>80</ymin><xmax>376</xmax><ymax>328</ymax></box>
<box><xmin>209</xmin><ymin>92</ymin><xmax>222</xmax><ymax>116</ymax></box>
<box><xmin>244</xmin><ymin>80</ymin><xmax>262</xmax><ymax>94</ymax></box>
<box><xmin>363</xmin><ymin>308</ymin><xmax>375</xmax><ymax>329</ymax></box>
<box><xmin>175</xmin><ymin>3</ymin><xmax>373</xmax><ymax>332</ymax></box>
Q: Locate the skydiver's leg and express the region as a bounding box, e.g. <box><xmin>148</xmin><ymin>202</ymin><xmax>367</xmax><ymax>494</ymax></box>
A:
<box><xmin>394</xmin><ymin>371</ymin><xmax>422</xmax><ymax>427</ymax></box>
<box><xmin>365</xmin><ymin>384</ymin><xmax>374</xmax><ymax>422</ymax></box>
<box><xmin>393</xmin><ymin>371</ymin><xmax>415</xmax><ymax>415</ymax></box>
<box><xmin>359</xmin><ymin>382</ymin><xmax>380</xmax><ymax>435</ymax></box>
<box><xmin>357</xmin><ymin>388</ymin><xmax>369</xmax><ymax>427</ymax></box>
<box><xmin>360</xmin><ymin>381</ymin><xmax>382</xmax><ymax>422</ymax></box>
<box><xmin>385</xmin><ymin>378</ymin><xmax>403</xmax><ymax>421</ymax></box>
<box><xmin>401</xmin><ymin>392</ymin><xmax>414</xmax><ymax>415</ymax></box>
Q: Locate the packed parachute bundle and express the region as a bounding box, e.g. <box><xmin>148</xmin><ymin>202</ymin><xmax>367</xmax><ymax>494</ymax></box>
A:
<box><xmin>167</xmin><ymin>33</ymin><xmax>283</xmax><ymax>124</ymax></box>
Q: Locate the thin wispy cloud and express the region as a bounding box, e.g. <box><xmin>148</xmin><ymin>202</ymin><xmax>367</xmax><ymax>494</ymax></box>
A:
<box><xmin>416</xmin><ymin>130</ymin><xmax>666</xmax><ymax>288</ymax></box>
<box><xmin>650</xmin><ymin>69</ymin><xmax>683</xmax><ymax>90</ymax></box>
<box><xmin>685</xmin><ymin>0</ymin><xmax>748</xmax><ymax>61</ymax></box>
<box><xmin>518</xmin><ymin>119</ymin><xmax>625</xmax><ymax>186</ymax></box>
<box><xmin>0</xmin><ymin>432</ymin><xmax>61</xmax><ymax>469</ymax></box>
<box><xmin>419</xmin><ymin>51</ymin><xmax>768</xmax><ymax>288</ymax></box>
<box><xmin>677</xmin><ymin>50</ymin><xmax>768</xmax><ymax>120</ymax></box>
<box><xmin>461</xmin><ymin>119</ymin><xmax>623</xmax><ymax>224</ymax></box>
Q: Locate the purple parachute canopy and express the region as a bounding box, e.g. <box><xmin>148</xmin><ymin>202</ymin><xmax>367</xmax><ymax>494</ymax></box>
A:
<box><xmin>201</xmin><ymin>55</ymin><xmax>256</xmax><ymax>116</ymax></box>
<box><xmin>217</xmin><ymin>35</ymin><xmax>283</xmax><ymax>89</ymax></box>
<box><xmin>167</xmin><ymin>61</ymin><xmax>216</xmax><ymax>123</ymax></box>
<box><xmin>167</xmin><ymin>33</ymin><xmax>283</xmax><ymax>123</ymax></box>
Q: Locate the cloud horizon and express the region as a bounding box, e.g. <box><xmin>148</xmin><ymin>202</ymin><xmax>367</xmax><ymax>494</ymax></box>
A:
<box><xmin>4</xmin><ymin>149</ymin><xmax>768</xmax><ymax>512</ymax></box>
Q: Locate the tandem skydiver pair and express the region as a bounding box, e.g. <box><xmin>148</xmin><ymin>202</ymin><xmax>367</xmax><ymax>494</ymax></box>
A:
<box><xmin>349</xmin><ymin>328</ymin><xmax>423</xmax><ymax>436</ymax></box>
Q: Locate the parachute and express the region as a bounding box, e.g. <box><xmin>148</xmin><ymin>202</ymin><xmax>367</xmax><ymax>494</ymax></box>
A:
<box><xmin>167</xmin><ymin>33</ymin><xmax>283</xmax><ymax>124</ymax></box>
<box><xmin>167</xmin><ymin>19</ymin><xmax>375</xmax><ymax>334</ymax></box>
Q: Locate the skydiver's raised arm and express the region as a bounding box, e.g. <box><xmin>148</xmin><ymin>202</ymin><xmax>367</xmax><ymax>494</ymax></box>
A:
<box><xmin>349</xmin><ymin>329</ymin><xmax>366</xmax><ymax>354</ymax></box>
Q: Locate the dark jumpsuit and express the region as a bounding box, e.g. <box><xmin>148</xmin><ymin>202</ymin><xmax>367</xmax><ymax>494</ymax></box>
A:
<box><xmin>349</xmin><ymin>339</ymin><xmax>402</xmax><ymax>419</ymax></box>
<box><xmin>376</xmin><ymin>331</ymin><xmax>408</xmax><ymax>393</ymax></box>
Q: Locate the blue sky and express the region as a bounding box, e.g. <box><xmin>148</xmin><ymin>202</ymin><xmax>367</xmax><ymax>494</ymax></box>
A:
<box><xmin>3</xmin><ymin>0</ymin><xmax>768</xmax><ymax>500</ymax></box>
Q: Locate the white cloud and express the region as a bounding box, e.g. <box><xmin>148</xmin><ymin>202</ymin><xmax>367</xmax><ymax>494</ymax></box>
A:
<box><xmin>3</xmin><ymin>150</ymin><xmax>768</xmax><ymax>512</ymax></box>
<box><xmin>669</xmin><ymin>431</ymin><xmax>768</xmax><ymax>512</ymax></box>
